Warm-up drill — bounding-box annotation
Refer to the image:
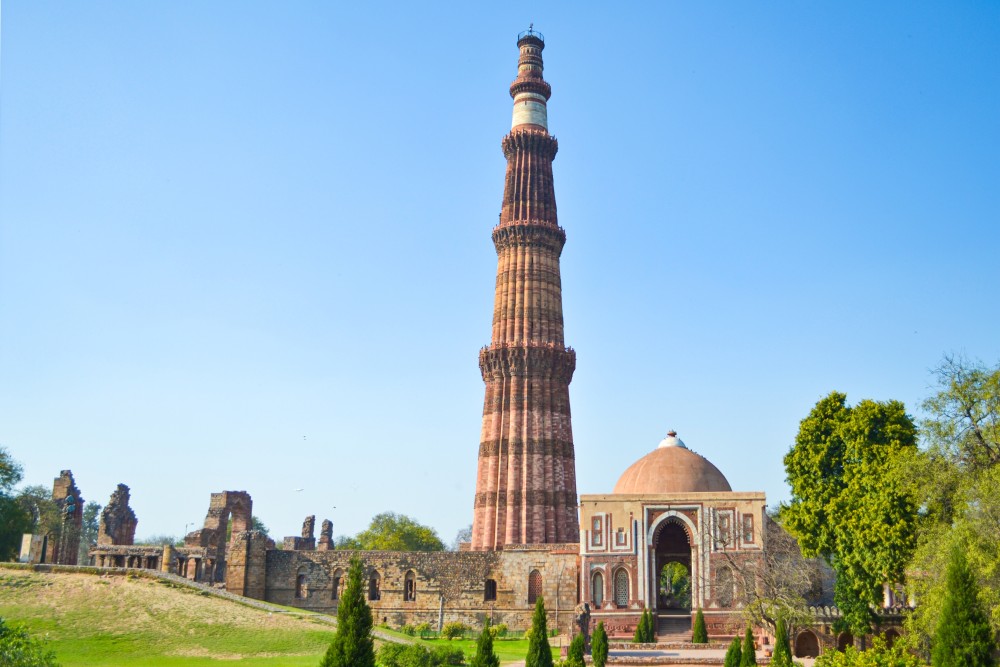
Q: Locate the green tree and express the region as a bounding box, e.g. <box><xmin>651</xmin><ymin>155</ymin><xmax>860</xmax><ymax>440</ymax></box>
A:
<box><xmin>591</xmin><ymin>622</ymin><xmax>609</xmax><ymax>667</ymax></box>
<box><xmin>0</xmin><ymin>449</ymin><xmax>32</xmax><ymax>561</ymax></box>
<box><xmin>783</xmin><ymin>392</ymin><xmax>918</xmax><ymax>634</ymax></box>
<box><xmin>932</xmin><ymin>546</ymin><xmax>995</xmax><ymax>667</ymax></box>
<box><xmin>0</xmin><ymin>617</ymin><xmax>59</xmax><ymax>666</ymax></box>
<box><xmin>320</xmin><ymin>556</ymin><xmax>374</xmax><ymax>667</ymax></box>
<box><xmin>814</xmin><ymin>636</ymin><xmax>919</xmax><ymax>667</ymax></box>
<box><xmin>770</xmin><ymin>617</ymin><xmax>793</xmax><ymax>667</ymax></box>
<box><xmin>78</xmin><ymin>501</ymin><xmax>101</xmax><ymax>563</ymax></box>
<box><xmin>336</xmin><ymin>512</ymin><xmax>444</xmax><ymax>551</ymax></box>
<box><xmin>525</xmin><ymin>596</ymin><xmax>553</xmax><ymax>667</ymax></box>
<box><xmin>692</xmin><ymin>608</ymin><xmax>708</xmax><ymax>643</ymax></box>
<box><xmin>740</xmin><ymin>626</ymin><xmax>756</xmax><ymax>666</ymax></box>
<box><xmin>724</xmin><ymin>636</ymin><xmax>743</xmax><ymax>667</ymax></box>
<box><xmin>633</xmin><ymin>608</ymin><xmax>654</xmax><ymax>643</ymax></box>
<box><xmin>565</xmin><ymin>633</ymin><xmax>585</xmax><ymax>667</ymax></box>
<box><xmin>470</xmin><ymin>619</ymin><xmax>500</xmax><ymax>667</ymax></box>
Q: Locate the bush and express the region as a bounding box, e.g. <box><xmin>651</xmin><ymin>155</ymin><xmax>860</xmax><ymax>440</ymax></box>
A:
<box><xmin>415</xmin><ymin>622</ymin><xmax>433</xmax><ymax>639</ymax></box>
<box><xmin>724</xmin><ymin>636</ymin><xmax>742</xmax><ymax>667</ymax></box>
<box><xmin>377</xmin><ymin>643</ymin><xmax>465</xmax><ymax>667</ymax></box>
<box><xmin>740</xmin><ymin>626</ymin><xmax>757</xmax><ymax>666</ymax></box>
<box><xmin>488</xmin><ymin>623</ymin><xmax>508</xmax><ymax>639</ymax></box>
<box><xmin>0</xmin><ymin>618</ymin><xmax>59</xmax><ymax>667</ymax></box>
<box><xmin>692</xmin><ymin>608</ymin><xmax>708</xmax><ymax>643</ymax></box>
<box><xmin>591</xmin><ymin>621</ymin><xmax>609</xmax><ymax>667</ymax></box>
<box><xmin>814</xmin><ymin>636</ymin><xmax>920</xmax><ymax>667</ymax></box>
<box><xmin>565</xmin><ymin>634</ymin><xmax>585</xmax><ymax>667</ymax></box>
<box><xmin>441</xmin><ymin>621</ymin><xmax>470</xmax><ymax>640</ymax></box>
<box><xmin>401</xmin><ymin>624</ymin><xmax>416</xmax><ymax>636</ymax></box>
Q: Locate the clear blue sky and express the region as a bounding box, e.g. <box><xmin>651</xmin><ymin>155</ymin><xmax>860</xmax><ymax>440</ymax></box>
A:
<box><xmin>2</xmin><ymin>2</ymin><xmax>998</xmax><ymax>545</ymax></box>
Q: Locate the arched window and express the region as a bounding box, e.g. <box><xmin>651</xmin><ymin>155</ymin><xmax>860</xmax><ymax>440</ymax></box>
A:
<box><xmin>404</xmin><ymin>570</ymin><xmax>416</xmax><ymax>602</ymax></box>
<box><xmin>295</xmin><ymin>573</ymin><xmax>307</xmax><ymax>599</ymax></box>
<box><xmin>528</xmin><ymin>570</ymin><xmax>542</xmax><ymax>604</ymax></box>
<box><xmin>716</xmin><ymin>566</ymin><xmax>734</xmax><ymax>608</ymax></box>
<box><xmin>331</xmin><ymin>568</ymin><xmax>343</xmax><ymax>600</ymax></box>
<box><xmin>484</xmin><ymin>579</ymin><xmax>497</xmax><ymax>602</ymax></box>
<box><xmin>368</xmin><ymin>571</ymin><xmax>381</xmax><ymax>601</ymax></box>
<box><xmin>591</xmin><ymin>571</ymin><xmax>604</xmax><ymax>607</ymax></box>
<box><xmin>614</xmin><ymin>569</ymin><xmax>629</xmax><ymax>608</ymax></box>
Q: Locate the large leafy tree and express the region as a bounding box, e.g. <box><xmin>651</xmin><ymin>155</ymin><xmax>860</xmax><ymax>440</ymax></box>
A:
<box><xmin>320</xmin><ymin>555</ymin><xmax>374</xmax><ymax>667</ymax></box>
<box><xmin>78</xmin><ymin>502</ymin><xmax>101</xmax><ymax>563</ymax></box>
<box><xmin>335</xmin><ymin>512</ymin><xmax>444</xmax><ymax>551</ymax></box>
<box><xmin>783</xmin><ymin>392</ymin><xmax>918</xmax><ymax>634</ymax></box>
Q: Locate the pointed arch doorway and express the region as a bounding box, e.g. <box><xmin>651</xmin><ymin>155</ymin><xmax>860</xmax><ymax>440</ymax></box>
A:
<box><xmin>652</xmin><ymin>519</ymin><xmax>692</xmax><ymax>611</ymax></box>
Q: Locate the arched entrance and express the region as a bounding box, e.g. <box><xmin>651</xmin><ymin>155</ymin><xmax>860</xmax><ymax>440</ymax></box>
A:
<box><xmin>837</xmin><ymin>632</ymin><xmax>854</xmax><ymax>651</ymax></box>
<box><xmin>794</xmin><ymin>630</ymin><xmax>820</xmax><ymax>658</ymax></box>
<box><xmin>652</xmin><ymin>520</ymin><xmax>692</xmax><ymax>611</ymax></box>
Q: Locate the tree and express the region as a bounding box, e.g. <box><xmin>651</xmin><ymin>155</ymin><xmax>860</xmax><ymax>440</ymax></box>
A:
<box><xmin>922</xmin><ymin>356</ymin><xmax>1000</xmax><ymax>472</ymax></box>
<box><xmin>814</xmin><ymin>636</ymin><xmax>920</xmax><ymax>667</ymax></box>
<box><xmin>565</xmin><ymin>633</ymin><xmax>585</xmax><ymax>667</ymax></box>
<box><xmin>78</xmin><ymin>501</ymin><xmax>101</xmax><ymax>563</ymax></box>
<box><xmin>0</xmin><ymin>617</ymin><xmax>59</xmax><ymax>667</ymax></box>
<box><xmin>525</xmin><ymin>596</ymin><xmax>553</xmax><ymax>667</ymax></box>
<box><xmin>770</xmin><ymin>617</ymin><xmax>793</xmax><ymax>667</ymax></box>
<box><xmin>451</xmin><ymin>524</ymin><xmax>472</xmax><ymax>551</ymax></box>
<box><xmin>692</xmin><ymin>608</ymin><xmax>708</xmax><ymax>643</ymax></box>
<box><xmin>470</xmin><ymin>619</ymin><xmax>500</xmax><ymax>667</ymax></box>
<box><xmin>591</xmin><ymin>622</ymin><xmax>609</xmax><ymax>667</ymax></box>
<box><xmin>724</xmin><ymin>636</ymin><xmax>743</xmax><ymax>667</ymax></box>
<box><xmin>931</xmin><ymin>546</ymin><xmax>994</xmax><ymax>667</ymax></box>
<box><xmin>320</xmin><ymin>556</ymin><xmax>374</xmax><ymax>667</ymax></box>
<box><xmin>633</xmin><ymin>608</ymin><xmax>654</xmax><ymax>643</ymax></box>
<box><xmin>0</xmin><ymin>449</ymin><xmax>31</xmax><ymax>561</ymax></box>
<box><xmin>740</xmin><ymin>626</ymin><xmax>756</xmax><ymax>666</ymax></box>
<box><xmin>783</xmin><ymin>392</ymin><xmax>918</xmax><ymax>635</ymax></box>
<box><xmin>336</xmin><ymin>512</ymin><xmax>444</xmax><ymax>551</ymax></box>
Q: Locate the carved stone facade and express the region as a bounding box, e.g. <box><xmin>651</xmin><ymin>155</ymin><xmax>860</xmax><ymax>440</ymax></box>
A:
<box><xmin>97</xmin><ymin>484</ymin><xmax>138</xmax><ymax>546</ymax></box>
<box><xmin>471</xmin><ymin>29</ymin><xmax>579</xmax><ymax>550</ymax></box>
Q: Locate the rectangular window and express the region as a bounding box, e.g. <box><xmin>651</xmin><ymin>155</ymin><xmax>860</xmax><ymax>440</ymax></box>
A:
<box><xmin>591</xmin><ymin>516</ymin><xmax>603</xmax><ymax>546</ymax></box>
<box><xmin>743</xmin><ymin>515</ymin><xmax>754</xmax><ymax>543</ymax></box>
<box><xmin>615</xmin><ymin>528</ymin><xmax>626</xmax><ymax>546</ymax></box>
<box><xmin>484</xmin><ymin>579</ymin><xmax>497</xmax><ymax>602</ymax></box>
<box><xmin>718</xmin><ymin>513</ymin><xmax>731</xmax><ymax>547</ymax></box>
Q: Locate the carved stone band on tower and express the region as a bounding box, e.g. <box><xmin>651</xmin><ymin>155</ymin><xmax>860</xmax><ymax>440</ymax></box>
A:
<box><xmin>471</xmin><ymin>31</ymin><xmax>580</xmax><ymax>550</ymax></box>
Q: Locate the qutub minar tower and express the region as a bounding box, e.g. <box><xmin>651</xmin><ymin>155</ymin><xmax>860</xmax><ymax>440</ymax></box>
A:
<box><xmin>471</xmin><ymin>29</ymin><xmax>580</xmax><ymax>550</ymax></box>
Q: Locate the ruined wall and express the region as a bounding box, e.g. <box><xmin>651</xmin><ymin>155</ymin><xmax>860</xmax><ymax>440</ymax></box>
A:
<box><xmin>45</xmin><ymin>470</ymin><xmax>84</xmax><ymax>565</ymax></box>
<box><xmin>257</xmin><ymin>545</ymin><xmax>580</xmax><ymax>632</ymax></box>
<box><xmin>97</xmin><ymin>484</ymin><xmax>138</xmax><ymax>546</ymax></box>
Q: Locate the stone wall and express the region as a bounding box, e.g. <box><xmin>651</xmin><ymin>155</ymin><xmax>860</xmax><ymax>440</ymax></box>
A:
<box><xmin>97</xmin><ymin>484</ymin><xmax>138</xmax><ymax>545</ymax></box>
<box><xmin>244</xmin><ymin>544</ymin><xmax>580</xmax><ymax>633</ymax></box>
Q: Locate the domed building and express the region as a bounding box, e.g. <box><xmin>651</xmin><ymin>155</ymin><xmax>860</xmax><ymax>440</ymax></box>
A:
<box><xmin>579</xmin><ymin>431</ymin><xmax>767</xmax><ymax>639</ymax></box>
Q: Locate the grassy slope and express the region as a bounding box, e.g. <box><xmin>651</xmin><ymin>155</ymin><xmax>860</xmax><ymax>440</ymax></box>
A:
<box><xmin>0</xmin><ymin>570</ymin><xmax>334</xmax><ymax>666</ymax></box>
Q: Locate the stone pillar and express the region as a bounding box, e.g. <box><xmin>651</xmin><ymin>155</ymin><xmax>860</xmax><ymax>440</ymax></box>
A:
<box><xmin>162</xmin><ymin>545</ymin><xmax>177</xmax><ymax>574</ymax></box>
<box><xmin>226</xmin><ymin>531</ymin><xmax>269</xmax><ymax>599</ymax></box>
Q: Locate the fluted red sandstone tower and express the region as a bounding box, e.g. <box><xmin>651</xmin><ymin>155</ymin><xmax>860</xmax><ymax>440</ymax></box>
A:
<box><xmin>471</xmin><ymin>30</ymin><xmax>579</xmax><ymax>550</ymax></box>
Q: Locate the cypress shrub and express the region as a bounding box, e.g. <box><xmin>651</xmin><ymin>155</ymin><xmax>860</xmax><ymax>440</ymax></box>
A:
<box><xmin>740</xmin><ymin>626</ymin><xmax>757</xmax><ymax>666</ymax></box>
<box><xmin>692</xmin><ymin>608</ymin><xmax>708</xmax><ymax>643</ymax></box>
<box><xmin>591</xmin><ymin>621</ymin><xmax>609</xmax><ymax>667</ymax></box>
<box><xmin>932</xmin><ymin>546</ymin><xmax>995</xmax><ymax>667</ymax></box>
<box><xmin>525</xmin><ymin>596</ymin><xmax>553</xmax><ymax>667</ymax></box>
<box><xmin>633</xmin><ymin>608</ymin><xmax>654</xmax><ymax>643</ymax></box>
<box><xmin>566</xmin><ymin>633</ymin><xmax>585</xmax><ymax>667</ymax></box>
<box><xmin>470</xmin><ymin>619</ymin><xmax>500</xmax><ymax>667</ymax></box>
<box><xmin>771</xmin><ymin>618</ymin><xmax>793</xmax><ymax>667</ymax></box>
<box><xmin>724</xmin><ymin>636</ymin><xmax>743</xmax><ymax>667</ymax></box>
<box><xmin>320</xmin><ymin>555</ymin><xmax>374</xmax><ymax>667</ymax></box>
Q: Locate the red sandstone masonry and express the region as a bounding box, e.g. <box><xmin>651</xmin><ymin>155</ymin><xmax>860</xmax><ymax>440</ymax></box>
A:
<box><xmin>472</xmin><ymin>33</ymin><xmax>579</xmax><ymax>550</ymax></box>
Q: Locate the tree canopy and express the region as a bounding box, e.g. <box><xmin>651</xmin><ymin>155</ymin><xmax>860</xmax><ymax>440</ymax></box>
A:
<box><xmin>783</xmin><ymin>392</ymin><xmax>918</xmax><ymax>634</ymax></box>
<box><xmin>336</xmin><ymin>512</ymin><xmax>444</xmax><ymax>552</ymax></box>
<box><xmin>0</xmin><ymin>448</ymin><xmax>32</xmax><ymax>561</ymax></box>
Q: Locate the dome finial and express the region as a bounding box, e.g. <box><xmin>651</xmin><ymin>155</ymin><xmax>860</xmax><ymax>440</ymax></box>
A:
<box><xmin>658</xmin><ymin>430</ymin><xmax>686</xmax><ymax>449</ymax></box>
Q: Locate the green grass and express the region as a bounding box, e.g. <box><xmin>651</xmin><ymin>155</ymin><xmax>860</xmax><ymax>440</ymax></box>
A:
<box><xmin>0</xmin><ymin>569</ymin><xmax>551</xmax><ymax>665</ymax></box>
<box><xmin>0</xmin><ymin>570</ymin><xmax>334</xmax><ymax>666</ymax></box>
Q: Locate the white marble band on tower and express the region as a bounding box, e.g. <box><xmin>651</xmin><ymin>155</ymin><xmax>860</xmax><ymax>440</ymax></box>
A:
<box><xmin>511</xmin><ymin>92</ymin><xmax>548</xmax><ymax>130</ymax></box>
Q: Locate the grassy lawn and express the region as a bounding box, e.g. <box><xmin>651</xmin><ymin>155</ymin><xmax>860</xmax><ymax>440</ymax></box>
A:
<box><xmin>0</xmin><ymin>569</ymin><xmax>551</xmax><ymax>665</ymax></box>
<box><xmin>0</xmin><ymin>569</ymin><xmax>334</xmax><ymax>666</ymax></box>
<box><xmin>414</xmin><ymin>636</ymin><xmax>559</xmax><ymax>662</ymax></box>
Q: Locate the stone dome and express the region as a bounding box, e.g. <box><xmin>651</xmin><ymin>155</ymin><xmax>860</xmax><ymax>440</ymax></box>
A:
<box><xmin>613</xmin><ymin>431</ymin><xmax>732</xmax><ymax>494</ymax></box>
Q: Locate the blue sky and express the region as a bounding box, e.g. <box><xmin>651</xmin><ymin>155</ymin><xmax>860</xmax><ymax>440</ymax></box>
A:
<box><xmin>2</xmin><ymin>2</ymin><xmax>998</xmax><ymax>545</ymax></box>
